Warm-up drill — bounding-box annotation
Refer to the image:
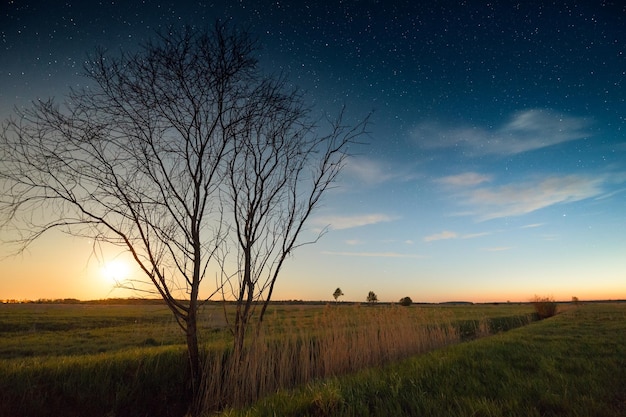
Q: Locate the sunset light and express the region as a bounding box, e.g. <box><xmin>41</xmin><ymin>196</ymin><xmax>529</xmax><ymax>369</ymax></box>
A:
<box><xmin>1</xmin><ymin>1</ymin><xmax>624</xmax><ymax>304</ymax></box>
<box><xmin>0</xmin><ymin>3</ymin><xmax>624</xmax><ymax>416</ymax></box>
<box><xmin>99</xmin><ymin>260</ymin><xmax>130</xmax><ymax>285</ymax></box>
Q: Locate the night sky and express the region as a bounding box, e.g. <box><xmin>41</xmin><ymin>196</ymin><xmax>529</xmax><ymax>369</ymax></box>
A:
<box><xmin>1</xmin><ymin>1</ymin><xmax>625</xmax><ymax>302</ymax></box>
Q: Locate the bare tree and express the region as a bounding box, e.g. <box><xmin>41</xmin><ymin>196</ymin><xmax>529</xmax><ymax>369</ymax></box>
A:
<box><xmin>222</xmin><ymin>94</ymin><xmax>367</xmax><ymax>351</ymax></box>
<box><xmin>0</xmin><ymin>23</ymin><xmax>367</xmax><ymax>414</ymax></box>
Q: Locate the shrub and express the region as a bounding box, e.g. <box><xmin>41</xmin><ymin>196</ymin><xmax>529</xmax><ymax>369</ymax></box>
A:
<box><xmin>532</xmin><ymin>295</ymin><xmax>558</xmax><ymax>319</ymax></box>
<box><xmin>399</xmin><ymin>297</ymin><xmax>412</xmax><ymax>306</ymax></box>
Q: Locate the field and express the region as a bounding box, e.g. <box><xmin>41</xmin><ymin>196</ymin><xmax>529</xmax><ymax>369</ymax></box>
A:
<box><xmin>0</xmin><ymin>302</ymin><xmax>229</xmax><ymax>359</ymax></box>
<box><xmin>218</xmin><ymin>302</ymin><xmax>626</xmax><ymax>417</ymax></box>
<box><xmin>0</xmin><ymin>301</ymin><xmax>623</xmax><ymax>416</ymax></box>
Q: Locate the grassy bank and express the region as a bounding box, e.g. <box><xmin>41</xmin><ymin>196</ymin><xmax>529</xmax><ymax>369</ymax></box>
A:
<box><xmin>0</xmin><ymin>302</ymin><xmax>535</xmax><ymax>416</ymax></box>
<box><xmin>216</xmin><ymin>303</ymin><xmax>626</xmax><ymax>417</ymax></box>
<box><xmin>0</xmin><ymin>346</ymin><xmax>191</xmax><ymax>417</ymax></box>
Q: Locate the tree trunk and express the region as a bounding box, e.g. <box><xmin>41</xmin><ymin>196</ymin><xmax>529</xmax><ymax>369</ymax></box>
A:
<box><xmin>186</xmin><ymin>302</ymin><xmax>202</xmax><ymax>416</ymax></box>
<box><xmin>233</xmin><ymin>247</ymin><xmax>253</xmax><ymax>355</ymax></box>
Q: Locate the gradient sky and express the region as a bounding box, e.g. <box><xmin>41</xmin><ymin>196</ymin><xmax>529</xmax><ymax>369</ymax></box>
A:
<box><xmin>1</xmin><ymin>1</ymin><xmax>625</xmax><ymax>303</ymax></box>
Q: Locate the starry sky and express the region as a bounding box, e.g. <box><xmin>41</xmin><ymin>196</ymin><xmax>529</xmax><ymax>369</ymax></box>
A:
<box><xmin>1</xmin><ymin>0</ymin><xmax>625</xmax><ymax>303</ymax></box>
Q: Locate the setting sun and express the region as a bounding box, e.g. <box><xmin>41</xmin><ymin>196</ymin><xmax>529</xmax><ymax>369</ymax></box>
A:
<box><xmin>100</xmin><ymin>260</ymin><xmax>130</xmax><ymax>284</ymax></box>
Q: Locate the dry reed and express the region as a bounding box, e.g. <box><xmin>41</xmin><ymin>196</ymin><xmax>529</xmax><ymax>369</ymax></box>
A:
<box><xmin>200</xmin><ymin>304</ymin><xmax>460</xmax><ymax>412</ymax></box>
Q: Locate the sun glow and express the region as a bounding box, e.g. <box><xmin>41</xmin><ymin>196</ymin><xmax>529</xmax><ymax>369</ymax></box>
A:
<box><xmin>100</xmin><ymin>260</ymin><xmax>130</xmax><ymax>283</ymax></box>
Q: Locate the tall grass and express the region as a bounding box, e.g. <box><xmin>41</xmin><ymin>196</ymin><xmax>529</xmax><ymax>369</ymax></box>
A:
<box><xmin>200</xmin><ymin>304</ymin><xmax>460</xmax><ymax>412</ymax></box>
<box><xmin>216</xmin><ymin>303</ymin><xmax>626</xmax><ymax>417</ymax></box>
<box><xmin>531</xmin><ymin>295</ymin><xmax>558</xmax><ymax>319</ymax></box>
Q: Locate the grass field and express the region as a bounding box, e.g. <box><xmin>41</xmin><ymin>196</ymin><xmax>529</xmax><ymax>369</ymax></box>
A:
<box><xmin>217</xmin><ymin>302</ymin><xmax>626</xmax><ymax>417</ymax></box>
<box><xmin>0</xmin><ymin>302</ymin><xmax>230</xmax><ymax>359</ymax></box>
<box><xmin>0</xmin><ymin>301</ymin><xmax>533</xmax><ymax>359</ymax></box>
<box><xmin>2</xmin><ymin>300</ymin><xmax>621</xmax><ymax>416</ymax></box>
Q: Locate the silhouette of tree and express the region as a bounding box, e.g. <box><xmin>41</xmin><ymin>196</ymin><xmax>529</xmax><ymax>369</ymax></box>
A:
<box><xmin>399</xmin><ymin>296</ymin><xmax>412</xmax><ymax>306</ymax></box>
<box><xmin>0</xmin><ymin>23</ymin><xmax>368</xmax><ymax>415</ymax></box>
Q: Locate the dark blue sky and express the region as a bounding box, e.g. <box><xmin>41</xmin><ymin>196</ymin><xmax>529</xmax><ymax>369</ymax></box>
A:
<box><xmin>1</xmin><ymin>1</ymin><xmax>625</xmax><ymax>302</ymax></box>
<box><xmin>3</xmin><ymin>1</ymin><xmax>623</xmax><ymax>116</ymax></box>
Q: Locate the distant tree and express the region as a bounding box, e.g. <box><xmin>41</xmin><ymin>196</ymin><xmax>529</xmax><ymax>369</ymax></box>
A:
<box><xmin>0</xmin><ymin>23</ymin><xmax>368</xmax><ymax>415</ymax></box>
<box><xmin>399</xmin><ymin>296</ymin><xmax>412</xmax><ymax>306</ymax></box>
<box><xmin>333</xmin><ymin>287</ymin><xmax>344</xmax><ymax>302</ymax></box>
<box><xmin>367</xmin><ymin>291</ymin><xmax>378</xmax><ymax>303</ymax></box>
<box><xmin>571</xmin><ymin>296</ymin><xmax>580</xmax><ymax>305</ymax></box>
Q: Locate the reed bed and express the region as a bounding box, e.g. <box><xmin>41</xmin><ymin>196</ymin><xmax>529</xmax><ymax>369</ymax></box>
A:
<box><xmin>216</xmin><ymin>303</ymin><xmax>626</xmax><ymax>417</ymax></box>
<box><xmin>201</xmin><ymin>304</ymin><xmax>461</xmax><ymax>412</ymax></box>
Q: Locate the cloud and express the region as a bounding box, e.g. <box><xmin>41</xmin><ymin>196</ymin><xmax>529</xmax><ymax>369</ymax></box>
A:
<box><xmin>594</xmin><ymin>187</ymin><xmax>626</xmax><ymax>201</ymax></box>
<box><xmin>412</xmin><ymin>109</ymin><xmax>591</xmax><ymax>156</ymax></box>
<box><xmin>314</xmin><ymin>213</ymin><xmax>395</xmax><ymax>230</ymax></box>
<box><xmin>424</xmin><ymin>231</ymin><xmax>458</xmax><ymax>242</ymax></box>
<box><xmin>322</xmin><ymin>251</ymin><xmax>424</xmax><ymax>258</ymax></box>
<box><xmin>343</xmin><ymin>156</ymin><xmax>419</xmax><ymax>186</ymax></box>
<box><xmin>521</xmin><ymin>223</ymin><xmax>544</xmax><ymax>229</ymax></box>
<box><xmin>461</xmin><ymin>232</ymin><xmax>492</xmax><ymax>239</ymax></box>
<box><xmin>462</xmin><ymin>175</ymin><xmax>605</xmax><ymax>221</ymax></box>
<box><xmin>437</xmin><ymin>172</ymin><xmax>492</xmax><ymax>187</ymax></box>
<box><xmin>424</xmin><ymin>230</ymin><xmax>491</xmax><ymax>242</ymax></box>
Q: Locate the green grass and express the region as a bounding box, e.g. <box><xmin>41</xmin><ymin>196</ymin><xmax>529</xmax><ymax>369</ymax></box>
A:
<box><xmin>0</xmin><ymin>345</ymin><xmax>191</xmax><ymax>417</ymax></box>
<box><xmin>4</xmin><ymin>301</ymin><xmax>619</xmax><ymax>416</ymax></box>
<box><xmin>0</xmin><ymin>303</ymin><xmax>230</xmax><ymax>358</ymax></box>
<box><xmin>419</xmin><ymin>302</ymin><xmax>538</xmax><ymax>321</ymax></box>
<box><xmin>1</xmin><ymin>301</ymin><xmax>535</xmax><ymax>416</ymax></box>
<box><xmin>0</xmin><ymin>302</ymin><xmax>534</xmax><ymax>359</ymax></box>
<box><xmin>216</xmin><ymin>303</ymin><xmax>626</xmax><ymax>417</ymax></box>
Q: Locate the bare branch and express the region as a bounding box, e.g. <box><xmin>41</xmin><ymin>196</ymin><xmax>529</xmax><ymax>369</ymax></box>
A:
<box><xmin>0</xmin><ymin>23</ymin><xmax>369</xmax><ymax>413</ymax></box>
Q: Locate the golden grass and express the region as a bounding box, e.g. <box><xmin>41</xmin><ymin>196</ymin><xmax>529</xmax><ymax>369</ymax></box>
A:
<box><xmin>201</xmin><ymin>304</ymin><xmax>461</xmax><ymax>411</ymax></box>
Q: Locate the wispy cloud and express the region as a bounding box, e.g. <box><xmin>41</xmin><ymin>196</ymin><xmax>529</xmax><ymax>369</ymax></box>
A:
<box><xmin>314</xmin><ymin>213</ymin><xmax>396</xmax><ymax>230</ymax></box>
<box><xmin>437</xmin><ymin>172</ymin><xmax>492</xmax><ymax>187</ymax></box>
<box><xmin>461</xmin><ymin>175</ymin><xmax>605</xmax><ymax>221</ymax></box>
<box><xmin>424</xmin><ymin>230</ymin><xmax>458</xmax><ymax>242</ymax></box>
<box><xmin>412</xmin><ymin>109</ymin><xmax>591</xmax><ymax>156</ymax></box>
<box><xmin>462</xmin><ymin>232</ymin><xmax>492</xmax><ymax>239</ymax></box>
<box><xmin>343</xmin><ymin>156</ymin><xmax>419</xmax><ymax>186</ymax></box>
<box><xmin>521</xmin><ymin>223</ymin><xmax>544</xmax><ymax>229</ymax></box>
<box><xmin>424</xmin><ymin>230</ymin><xmax>491</xmax><ymax>242</ymax></box>
<box><xmin>322</xmin><ymin>251</ymin><xmax>424</xmax><ymax>258</ymax></box>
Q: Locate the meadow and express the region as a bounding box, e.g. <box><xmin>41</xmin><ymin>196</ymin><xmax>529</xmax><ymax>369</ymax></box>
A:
<box><xmin>217</xmin><ymin>302</ymin><xmax>626</xmax><ymax>417</ymax></box>
<box><xmin>1</xmin><ymin>300</ymin><xmax>622</xmax><ymax>416</ymax></box>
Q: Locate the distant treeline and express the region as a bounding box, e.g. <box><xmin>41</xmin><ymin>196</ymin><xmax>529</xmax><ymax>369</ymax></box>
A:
<box><xmin>0</xmin><ymin>298</ymin><xmax>167</xmax><ymax>305</ymax></box>
<box><xmin>1</xmin><ymin>298</ymin><xmax>330</xmax><ymax>306</ymax></box>
<box><xmin>2</xmin><ymin>297</ymin><xmax>624</xmax><ymax>305</ymax></box>
<box><xmin>0</xmin><ymin>298</ymin><xmax>451</xmax><ymax>306</ymax></box>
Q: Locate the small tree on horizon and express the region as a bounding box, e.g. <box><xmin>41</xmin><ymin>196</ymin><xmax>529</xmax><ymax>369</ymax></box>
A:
<box><xmin>399</xmin><ymin>296</ymin><xmax>412</xmax><ymax>306</ymax></box>
<box><xmin>333</xmin><ymin>287</ymin><xmax>344</xmax><ymax>302</ymax></box>
<box><xmin>367</xmin><ymin>291</ymin><xmax>378</xmax><ymax>304</ymax></box>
